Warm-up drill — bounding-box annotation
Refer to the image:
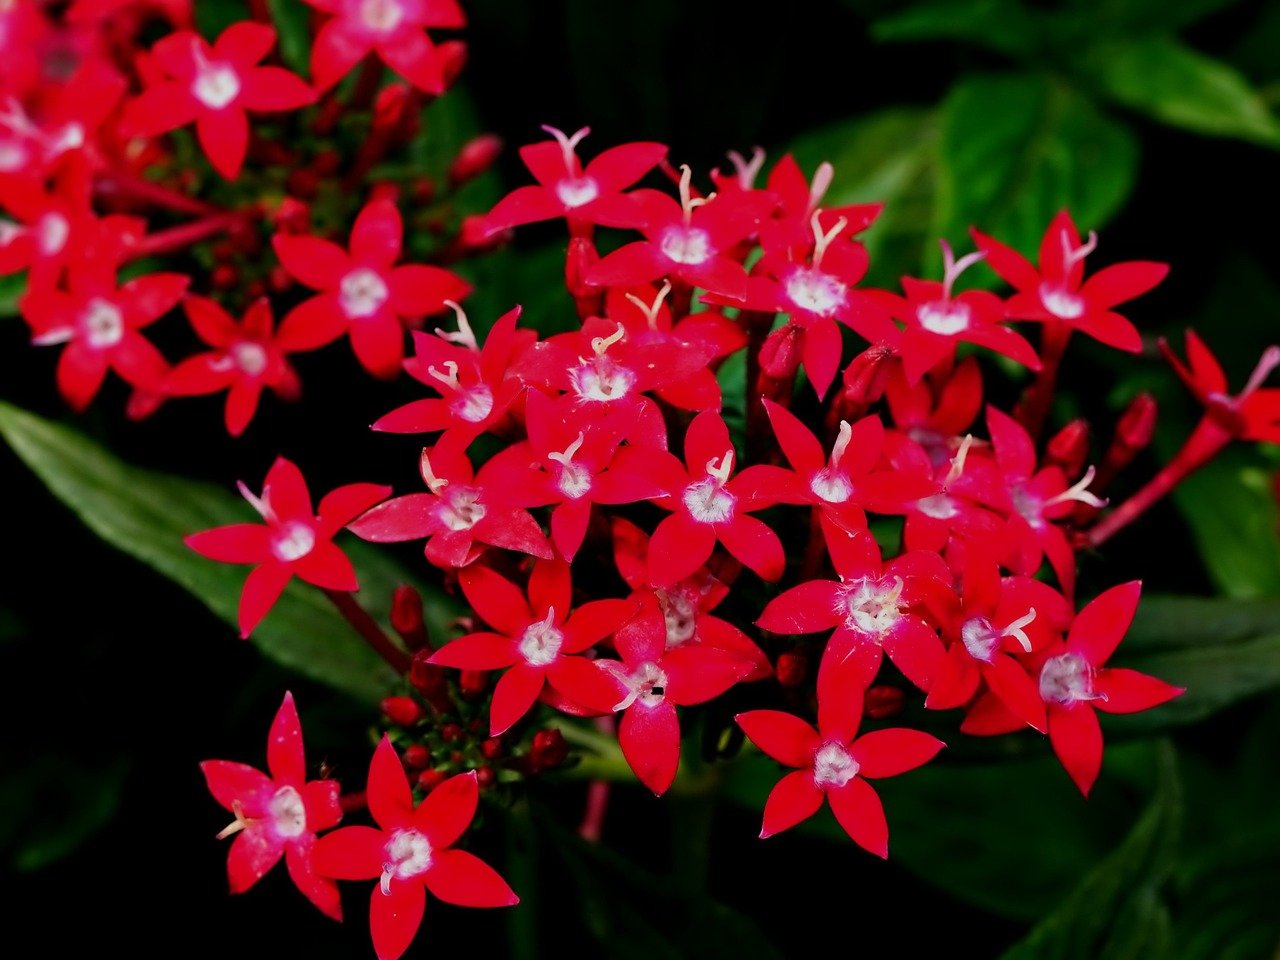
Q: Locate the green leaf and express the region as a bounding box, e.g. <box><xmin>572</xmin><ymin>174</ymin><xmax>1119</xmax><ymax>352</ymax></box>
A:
<box><xmin>872</xmin><ymin>0</ymin><xmax>1039</xmax><ymax>59</ymax></box>
<box><xmin>0</xmin><ymin>402</ymin><xmax>459</xmax><ymax>704</ymax></box>
<box><xmin>0</xmin><ymin>273</ymin><xmax>23</xmax><ymax>317</ymax></box>
<box><xmin>1061</xmin><ymin>0</ymin><xmax>1245</xmax><ymax>33</ymax></box>
<box><xmin>195</xmin><ymin>0</ymin><xmax>248</xmax><ymax>39</ymax></box>
<box><xmin>787</xmin><ymin>107</ymin><xmax>939</xmax><ymax>282</ymax></box>
<box><xmin>934</xmin><ymin>72</ymin><xmax>1137</xmax><ymax>262</ymax></box>
<box><xmin>999</xmin><ymin>743</ymin><xmax>1180</xmax><ymax>959</ymax></box>
<box><xmin>266</xmin><ymin>0</ymin><xmax>312</xmax><ymax>76</ymax></box>
<box><xmin>1082</xmin><ymin>36</ymin><xmax>1280</xmax><ymax>147</ymax></box>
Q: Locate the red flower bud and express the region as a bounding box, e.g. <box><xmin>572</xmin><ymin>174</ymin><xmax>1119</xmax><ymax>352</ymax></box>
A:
<box><xmin>842</xmin><ymin>344</ymin><xmax>896</xmax><ymax>407</ymax></box>
<box><xmin>481</xmin><ymin>737</ymin><xmax>504</xmax><ymax>760</ymax></box>
<box><xmin>372</xmin><ymin>83</ymin><xmax>411</xmax><ymax>132</ymax></box>
<box><xmin>1046</xmin><ymin>418</ymin><xmax>1090</xmax><ymax>477</ymax></box>
<box><xmin>459</xmin><ymin>670</ymin><xmax>489</xmax><ymax>699</ymax></box>
<box><xmin>440</xmin><ymin>722</ymin><xmax>463</xmax><ymax>744</ymax></box>
<box><xmin>286</xmin><ymin>168</ymin><xmax>319</xmax><ymax>200</ymax></box>
<box><xmin>390</xmin><ymin>585</ymin><xmax>430</xmax><ymax>650</ymax></box>
<box><xmin>402</xmin><ymin>744</ymin><xmax>432</xmax><ymax>769</ymax></box>
<box><xmin>381</xmin><ymin>696</ymin><xmax>423</xmax><ymax>727</ymax></box>
<box><xmin>759</xmin><ymin>322</ymin><xmax>804</xmax><ymax>379</ymax></box>
<box><xmin>476</xmin><ymin>766</ymin><xmax>497</xmax><ymax>789</ymax></box>
<box><xmin>311</xmin><ymin>149</ymin><xmax>341</xmax><ymax>177</ymax></box>
<box><xmin>775</xmin><ymin>650</ymin><xmax>807</xmax><ymax>688</ymax></box>
<box><xmin>531</xmin><ymin>728</ymin><xmax>568</xmax><ymax>771</ymax></box>
<box><xmin>864</xmin><ymin>685</ymin><xmax>905</xmax><ymax>719</ymax></box>
<box><xmin>416</xmin><ymin>768</ymin><xmax>448</xmax><ymax>793</ymax></box>
<box><xmin>439</xmin><ymin>40</ymin><xmax>467</xmax><ymax>87</ymax></box>
<box><xmin>450</xmin><ymin>134</ymin><xmax>502</xmax><ymax>187</ymax></box>
<box><xmin>411</xmin><ymin>177</ymin><xmax>436</xmax><ymax>204</ymax></box>
<box><xmin>211</xmin><ymin>264</ymin><xmax>238</xmax><ymax>290</ymax></box>
<box><xmin>1116</xmin><ymin>393</ymin><xmax>1157</xmax><ymax>452</ymax></box>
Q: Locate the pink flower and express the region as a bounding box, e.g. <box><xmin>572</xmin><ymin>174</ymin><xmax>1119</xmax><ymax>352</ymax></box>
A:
<box><xmin>121</xmin><ymin>22</ymin><xmax>315</xmax><ymax>179</ymax></box>
<box><xmin>314</xmin><ymin>739</ymin><xmax>518</xmax><ymax>960</ymax></box>
<box><xmin>167</xmin><ymin>295</ymin><xmax>300</xmax><ymax>436</ymax></box>
<box><xmin>274</xmin><ymin>198</ymin><xmax>471</xmax><ymax>378</ymax></box>
<box><xmin>304</xmin><ymin>0</ymin><xmax>466</xmax><ymax>94</ymax></box>
<box><xmin>201</xmin><ymin>692</ymin><xmax>343</xmax><ymax>919</ymax></box>
<box><xmin>185</xmin><ymin>457</ymin><xmax>390</xmax><ymax>636</ymax></box>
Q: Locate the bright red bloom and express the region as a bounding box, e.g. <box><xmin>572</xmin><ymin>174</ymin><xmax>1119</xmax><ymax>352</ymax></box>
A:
<box><xmin>1161</xmin><ymin>329</ymin><xmax>1280</xmax><ymax>444</ymax></box>
<box><xmin>21</xmin><ymin>251</ymin><xmax>185</xmax><ymax>411</ymax></box>
<box><xmin>186</xmin><ymin>457</ymin><xmax>390</xmax><ymax>636</ymax></box>
<box><xmin>167</xmin><ymin>296</ymin><xmax>300</xmax><ymax>436</ymax></box>
<box><xmin>643</xmin><ymin>411</ymin><xmax>792</xmax><ymax>586</ymax></box>
<box><xmin>122</xmin><ymin>22</ymin><xmax>315</xmax><ymax>179</ymax></box>
<box><xmin>883</xmin><ymin>357</ymin><xmax>983</xmax><ymax>468</ymax></box>
<box><xmin>314</xmin><ymin>740</ymin><xmax>518</xmax><ymax>960</ymax></box>
<box><xmin>972</xmin><ymin>211</ymin><xmax>1167</xmax><ymax>352</ymax></box>
<box><xmin>962</xmin><ymin>582</ymin><xmax>1182</xmax><ymax>795</ymax></box>
<box><xmin>888</xmin><ymin>434</ymin><xmax>1004</xmax><ymax>554</ymax></box>
<box><xmin>201</xmin><ymin>692</ymin><xmax>343</xmax><ymax>919</ymax></box>
<box><xmin>274</xmin><ymin>198</ymin><xmax>471</xmax><ymax>378</ymax></box>
<box><xmin>737</xmin><ymin>670</ymin><xmax>943</xmax><ymax>853</ymax></box>
<box><xmin>0</xmin><ymin>60</ymin><xmax>125</xmax><ymax>177</ymax></box>
<box><xmin>595</xmin><ymin>605</ymin><xmax>756</xmax><ymax>794</ymax></box>
<box><xmin>484</xmin><ymin>126</ymin><xmax>666</xmax><ymax>235</ymax></box>
<box><xmin>755</xmin><ymin>153</ymin><xmax>882</xmax><ymax>257</ymax></box>
<box><xmin>872</xmin><ymin>242</ymin><xmax>1040</xmax><ymax>384</ymax></box>
<box><xmin>304</xmin><ymin>0</ymin><xmax>466</xmax><ymax>95</ymax></box>
<box><xmin>428</xmin><ymin>560</ymin><xmax>633</xmax><ymax>734</ymax></box>
<box><xmin>348</xmin><ymin>435</ymin><xmax>554</xmax><ymax>568</ymax></box>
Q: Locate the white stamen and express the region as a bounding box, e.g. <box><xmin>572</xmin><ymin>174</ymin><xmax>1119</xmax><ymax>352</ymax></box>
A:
<box><xmin>547</xmin><ymin>432</ymin><xmax>592</xmax><ymax>498</ymax></box>
<box><xmin>419</xmin><ymin>450</ymin><xmax>449</xmax><ymax>494</ymax></box>
<box><xmin>785</xmin><ymin>266</ymin><xmax>846</xmax><ymax>316</ymax></box>
<box><xmin>433</xmin><ymin>300</ymin><xmax>479</xmax><ymax>351</ymax></box>
<box><xmin>657</xmin><ymin>588</ymin><xmax>698</xmax><ymax>648</ymax></box>
<box><xmin>237</xmin><ymin>480</ymin><xmax>274</xmax><ymax>522</ymax></box>
<box><xmin>591</xmin><ymin>323</ymin><xmax>626</xmax><ymax>356</ymax></box>
<box><xmin>541</xmin><ymin>124</ymin><xmax>591</xmax><ymax>175</ymax></box>
<box><xmin>1061</xmin><ymin>229</ymin><xmax>1098</xmax><ymax>271</ymax></box>
<box><xmin>191</xmin><ymin>60</ymin><xmax>241</xmax><ymax>110</ymax></box>
<box><xmin>268</xmin><ymin>785</ymin><xmax>307</xmax><ymax>839</ymax></box>
<box><xmin>1039</xmin><ymin>284</ymin><xmax>1086</xmax><ymax>320</ymax></box>
<box><xmin>943</xmin><ymin>434</ymin><xmax>974</xmax><ymax>488</ymax></box>
<box><xmin>437</xmin><ymin>487</ymin><xmax>486</xmax><ymax>531</ymax></box>
<box><xmin>1002</xmin><ymin>608</ymin><xmax>1037</xmax><ymax>653</ymax></box>
<box><xmin>428</xmin><ymin>359</ymin><xmax>461</xmax><ymax>391</ymax></box>
<box><xmin>381</xmin><ymin>829</ymin><xmax>433</xmax><ymax>895</ymax></box>
<box><xmin>517</xmin><ymin>608</ymin><xmax>563</xmax><ymax>666</ymax></box>
<box><xmin>726</xmin><ymin>146</ymin><xmax>765</xmax><ymax>190</ymax></box>
<box><xmin>939</xmin><ymin>239</ymin><xmax>986</xmax><ymax>301</ymax></box>
<box><xmin>705</xmin><ymin>448</ymin><xmax>735</xmax><ymax>484</ymax></box>
<box><xmin>1043</xmin><ymin>465</ymin><xmax>1107</xmax><ymax>510</ymax></box>
<box><xmin>339</xmin><ymin>268</ymin><xmax>389</xmax><ymax>319</ymax></box>
<box><xmin>812</xmin><ymin>740</ymin><xmax>859</xmax><ymax>788</ymax></box>
<box><xmin>37</xmin><ymin>212</ymin><xmax>69</xmax><ymax>256</ymax></box>
<box><xmin>216</xmin><ymin>800</ymin><xmax>251</xmax><ymax>840</ymax></box>
<box><xmin>555</xmin><ymin>176</ymin><xmax>600</xmax><ymax>208</ymax></box>
<box><xmin>609</xmin><ymin>660</ymin><xmax>668</xmax><ymax>711</ymax></box>
<box><xmin>659</xmin><ymin>225</ymin><xmax>712</xmax><ymax>265</ymax></box>
<box><xmin>830</xmin><ymin>420</ymin><xmax>853</xmax><ymax>469</ymax></box>
<box><xmin>231</xmin><ymin>341</ymin><xmax>268</xmax><ymax>377</ymax></box>
<box><xmin>271</xmin><ymin>521</ymin><xmax>316</xmax><ymax>562</ymax></box>
<box><xmin>81</xmin><ymin>298</ymin><xmax>124</xmax><ymax>348</ymax></box>
<box><xmin>1241</xmin><ymin>346</ymin><xmax>1280</xmax><ymax>399</ymax></box>
<box><xmin>807</xmin><ymin>162</ymin><xmax>835</xmax><ymax>215</ymax></box>
<box><xmin>676</xmin><ymin>163</ymin><xmax>711</xmax><ymax>225</ymax></box>
<box><xmin>838</xmin><ymin>576</ymin><xmax>904</xmax><ymax>637</ymax></box>
<box><xmin>809</xmin><ymin>209</ymin><xmax>847</xmax><ymax>268</ymax></box>
<box><xmin>359</xmin><ymin>0</ymin><xmax>404</xmax><ymax>33</ymax></box>
<box><xmin>624</xmin><ymin>280</ymin><xmax>672</xmax><ymax>331</ymax></box>
<box><xmin>1039</xmin><ymin>652</ymin><xmax>1106</xmax><ymax>706</ymax></box>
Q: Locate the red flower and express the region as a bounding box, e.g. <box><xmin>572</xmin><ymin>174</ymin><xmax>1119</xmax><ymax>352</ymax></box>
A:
<box><xmin>484</xmin><ymin>126</ymin><xmax>666</xmax><ymax>235</ymax></box>
<box><xmin>0</xmin><ymin>60</ymin><xmax>126</xmax><ymax>177</ymax></box>
<box><xmin>167</xmin><ymin>296</ymin><xmax>300</xmax><ymax>436</ymax></box>
<box><xmin>428</xmin><ymin>559</ymin><xmax>633</xmax><ymax>734</ymax></box>
<box><xmin>972</xmin><ymin>210</ymin><xmax>1167</xmax><ymax>352</ymax></box>
<box><xmin>755</xmin><ymin>153</ymin><xmax>882</xmax><ymax>256</ymax></box>
<box><xmin>305</xmin><ymin>0</ymin><xmax>466</xmax><ymax>94</ymax></box>
<box><xmin>201</xmin><ymin>692</ymin><xmax>343</xmax><ymax>919</ymax></box>
<box><xmin>1161</xmin><ymin>329</ymin><xmax>1280</xmax><ymax>444</ymax></box>
<box><xmin>274</xmin><ymin>198</ymin><xmax>471</xmax><ymax>378</ymax></box>
<box><xmin>122</xmin><ymin>22</ymin><xmax>315</xmax><ymax>179</ymax></box>
<box><xmin>21</xmin><ymin>250</ymin><xmax>185</xmax><ymax>411</ymax></box>
<box><xmin>314</xmin><ymin>739</ymin><xmax>518</xmax><ymax>960</ymax></box>
<box><xmin>737</xmin><ymin>672</ymin><xmax>943</xmax><ymax>853</ymax></box>
<box><xmin>185</xmin><ymin>457</ymin><xmax>390</xmax><ymax>636</ymax></box>
<box><xmin>883</xmin><ymin>357</ymin><xmax>983</xmax><ymax>468</ymax></box>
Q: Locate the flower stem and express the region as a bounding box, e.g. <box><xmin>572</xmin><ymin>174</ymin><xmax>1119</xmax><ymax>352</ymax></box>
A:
<box><xmin>94</xmin><ymin>170</ymin><xmax>220</xmax><ymax>217</ymax></box>
<box><xmin>125</xmin><ymin>212</ymin><xmax>248</xmax><ymax>260</ymax></box>
<box><xmin>323</xmin><ymin>589</ymin><xmax>412</xmax><ymax>674</ymax></box>
<box><xmin>1016</xmin><ymin>323</ymin><xmax>1073</xmax><ymax>440</ymax></box>
<box><xmin>577</xmin><ymin>716</ymin><xmax>615</xmax><ymax>842</ymax></box>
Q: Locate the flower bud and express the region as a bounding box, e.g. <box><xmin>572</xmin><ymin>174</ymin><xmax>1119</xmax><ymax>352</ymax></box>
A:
<box><xmin>481</xmin><ymin>737</ymin><xmax>504</xmax><ymax>760</ymax></box>
<box><xmin>841</xmin><ymin>344</ymin><xmax>895</xmax><ymax>407</ymax></box>
<box><xmin>381</xmin><ymin>696</ymin><xmax>423</xmax><ymax>727</ymax></box>
<box><xmin>864</xmin><ymin>685</ymin><xmax>905</xmax><ymax>719</ymax></box>
<box><xmin>775</xmin><ymin>650</ymin><xmax>807</xmax><ymax>688</ymax></box>
<box><xmin>759</xmin><ymin>322</ymin><xmax>803</xmax><ymax>379</ymax></box>
<box><xmin>460</xmin><ymin>670</ymin><xmax>489</xmax><ymax>699</ymax></box>
<box><xmin>531</xmin><ymin>728</ymin><xmax>568</xmax><ymax>771</ymax></box>
<box><xmin>402</xmin><ymin>744</ymin><xmax>432</xmax><ymax>769</ymax></box>
<box><xmin>390</xmin><ymin>585</ymin><xmax>430</xmax><ymax>650</ymax></box>
<box><xmin>1046</xmin><ymin>418</ymin><xmax>1090</xmax><ymax>477</ymax></box>
<box><xmin>476</xmin><ymin>766</ymin><xmax>497</xmax><ymax>789</ymax></box>
<box><xmin>440</xmin><ymin>722</ymin><xmax>463</xmax><ymax>743</ymax></box>
<box><xmin>1116</xmin><ymin>393</ymin><xmax>1157</xmax><ymax>452</ymax></box>
<box><xmin>449</xmin><ymin>134</ymin><xmax>502</xmax><ymax>187</ymax></box>
<box><xmin>417</xmin><ymin>768</ymin><xmax>448</xmax><ymax>793</ymax></box>
<box><xmin>439</xmin><ymin>40</ymin><xmax>467</xmax><ymax>87</ymax></box>
<box><xmin>372</xmin><ymin>83</ymin><xmax>411</xmax><ymax>133</ymax></box>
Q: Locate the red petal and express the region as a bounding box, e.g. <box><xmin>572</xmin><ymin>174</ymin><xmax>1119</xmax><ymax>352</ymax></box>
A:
<box><xmin>302</xmin><ymin>779</ymin><xmax>343</xmax><ymax>831</ymax></box>
<box><xmin>266</xmin><ymin>691</ymin><xmax>305</xmax><ymax>785</ymax></box>
<box><xmin>882</xmin><ymin>617</ymin><xmax>947</xmax><ymax>692</ymax></box>
<box><xmin>286</xmin><ymin>839</ymin><xmax>343</xmax><ymax>920</ymax></box>
<box><xmin>352</xmin><ymin>199</ymin><xmax>403</xmax><ymax>268</ymax></box>
<box><xmin>527</xmin><ymin>557</ymin><xmax>571</xmax><ymax>619</ymax></box>
<box><xmin>489</xmin><ymin>663</ymin><xmax>546</xmax><ymax>735</ymax></box>
<box><xmin>1068</xmin><ymin>580</ymin><xmax>1141</xmax><ymax>666</ymax></box>
<box><xmin>562</xmin><ymin>598</ymin><xmax>633</xmax><ymax>653</ymax></box>
<box><xmin>310</xmin><ymin>18</ymin><xmax>370</xmax><ymax>92</ymax></box>
<box><xmin>368</xmin><ymin>735</ymin><xmax>414</xmax><ymax>830</ymax></box>
<box><xmin>483</xmin><ymin>185</ymin><xmax>566</xmax><ymax>233</ymax></box>
<box><xmin>852</xmin><ymin>729</ymin><xmax>945</xmax><ymax>778</ymax></box>
<box><xmin>227</xmin><ymin>827</ymin><xmax>284</xmax><ymax>893</ymax></box>
<box><xmin>200</xmin><ymin>759</ymin><xmax>273</xmax><ymax>813</ymax></box>
<box><xmin>186</xmin><ymin>524</ymin><xmax>270</xmax><ymax>563</ymax></box>
<box><xmin>370</xmin><ymin>879</ymin><xmax>426</xmax><ymax>960</ymax></box>
<box><xmin>428</xmin><ymin>632</ymin><xmax>515</xmax><ymax>670</ymax></box>
<box><xmin>318</xmin><ymin>482</ymin><xmax>393</xmax><ymax>536</ymax></box>
<box><xmin>459</xmin><ymin>564</ymin><xmax>533</xmax><ymax>635</ymax></box>
<box><xmin>120</xmin><ymin>273</ymin><xmax>189</xmax><ymax>327</ymax></box>
<box><xmin>240</xmin><ymin>66</ymin><xmax>315</xmax><ymax>111</ymax></box>
<box><xmin>224</xmin><ymin>380</ymin><xmax>262</xmax><ymax>437</ymax></box>
<box><xmin>664</xmin><ymin>645</ymin><xmax>752</xmax><ymax>706</ymax></box>
<box><xmin>757</xmin><ymin>580</ymin><xmax>841</xmax><ymax>635</ymax></box>
<box><xmin>377</xmin><ymin>28</ymin><xmax>443</xmax><ymax>94</ymax></box>
<box><xmin>214</xmin><ymin>20</ymin><xmax>276</xmax><ymax>65</ymax></box>
<box><xmin>550</xmin><ymin>497</ymin><xmax>592</xmax><ymax>561</ymax></box>
<box><xmin>263</xmin><ymin>456</ymin><xmax>313</xmax><ymax>519</ymax></box>
<box><xmin>372</xmin><ymin>398</ymin><xmax>450</xmax><ymax>434</ymax></box>
<box><xmin>619</xmin><ymin>700</ymin><xmax>681</xmax><ymax>795</ymax></box>
<box><xmin>718</xmin><ymin>514</ymin><xmax>784</xmax><ymax>581</ymax></box>
<box><xmin>827</xmin><ymin>778</ymin><xmax>888</xmax><ymax>857</ymax></box>
<box><xmin>982</xmin><ymin>654</ymin><xmax>1047</xmax><ymax>733</ymax></box>
<box><xmin>970</xmin><ymin>227</ymin><xmax>1039</xmax><ymax>291</ymax></box>
<box><xmin>823</xmin><ymin>523</ymin><xmax>882</xmax><ymax>580</ymax></box>
<box><xmin>759</xmin><ymin>769</ymin><xmax>823</xmax><ymax>838</ymax></box>
<box><xmin>272</xmin><ymin>234</ymin><xmax>350</xmax><ymax>291</ymax></box>
<box><xmin>1093</xmin><ymin>668</ymin><xmax>1183</xmax><ymax>714</ymax></box>
<box><xmin>276</xmin><ymin>294</ymin><xmax>348</xmax><ymax>351</ymax></box>
<box><xmin>1081</xmin><ymin>261</ymin><xmax>1168</xmax><ymax>310</ymax></box>
<box><xmin>110</xmin><ymin>331</ymin><xmax>169</xmax><ymax>390</ymax></box>
<box><xmin>924</xmin><ymin>642</ymin><xmax>981</xmax><ymax>710</ymax></box>
<box><xmin>801</xmin><ymin>315</ymin><xmax>842</xmax><ymax>398</ymax></box>
<box><xmin>816</xmin><ymin>639</ymin><xmax>870</xmax><ymax>743</ymax></box>
<box><xmin>313</xmin><ymin>825</ymin><xmax>386</xmax><ymax>880</ymax></box>
<box><xmin>986</xmin><ymin>404</ymin><xmax>1035</xmax><ymax>479</ymax></box>
<box><xmin>1071</xmin><ymin>308</ymin><xmax>1141</xmax><ymax>353</ymax></box>
<box><xmin>414</xmin><ymin>770</ymin><xmax>478</xmax><ymax>848</ymax></box>
<box><xmin>586</xmin><ymin>142</ymin><xmax>667</xmax><ymax>191</ymax></box>
<box><xmin>736</xmin><ymin>710</ymin><xmax>818</xmax><ymax>768</ymax></box>
<box><xmin>612</xmin><ymin>601</ymin><xmax>666</xmax><ymax>664</ymax></box>
<box><xmin>388</xmin><ymin>264</ymin><xmax>470</xmax><ymax>316</ymax></box>
<box><xmin>292</xmin><ymin>539</ymin><xmax>359</xmax><ymax>591</ymax></box>
<box><xmin>350</xmin><ymin>311</ymin><xmax>406</xmax><ymax>379</ymax></box>
<box><xmin>1184</xmin><ymin>329</ymin><xmax>1227</xmax><ymax>394</ymax></box>
<box><xmin>586</xmin><ymin>241</ymin><xmax>667</xmax><ymax>288</ymax></box>
<box><xmin>647</xmin><ymin>512</ymin><xmax>717</xmax><ymax>587</ymax></box>
<box><xmin>546</xmin><ymin>657</ymin><xmax>625</xmax><ymax>714</ymax></box>
<box><xmin>424</xmin><ymin>849</ymin><xmax>519</xmax><ymax>907</ymax></box>
<box><xmin>1049</xmin><ymin>704</ymin><xmax>1103</xmax><ymax>796</ymax></box>
<box><xmin>120</xmin><ymin>82</ymin><xmax>196</xmax><ymax>136</ymax></box>
<box><xmin>238</xmin><ymin>562</ymin><xmax>293</xmax><ymax>637</ymax></box>
<box><xmin>474</xmin><ymin>507</ymin><xmax>553</xmax><ymax>560</ymax></box>
<box><xmin>349</xmin><ymin>494</ymin><xmax>437</xmax><ymax>542</ymax></box>
<box><xmin>196</xmin><ymin>107</ymin><xmax>249</xmax><ymax>180</ymax></box>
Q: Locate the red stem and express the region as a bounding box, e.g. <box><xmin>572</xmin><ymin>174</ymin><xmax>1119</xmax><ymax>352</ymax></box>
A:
<box><xmin>578</xmin><ymin>716</ymin><xmax>616</xmax><ymax>843</ymax></box>
<box><xmin>339</xmin><ymin>791</ymin><xmax>368</xmax><ymax>814</ymax></box>
<box><xmin>94</xmin><ymin>171</ymin><xmax>221</xmax><ymax>217</ymax></box>
<box><xmin>125</xmin><ymin>212</ymin><xmax>248</xmax><ymax>260</ymax></box>
<box><xmin>323</xmin><ymin>590</ymin><xmax>412</xmax><ymax>674</ymax></box>
<box><xmin>349</xmin><ymin>54</ymin><xmax>385</xmax><ymax>110</ymax></box>
<box><xmin>1015</xmin><ymin>324</ymin><xmax>1073</xmax><ymax>440</ymax></box>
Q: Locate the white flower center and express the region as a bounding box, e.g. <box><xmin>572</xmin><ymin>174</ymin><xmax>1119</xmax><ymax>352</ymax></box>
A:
<box><xmin>48</xmin><ymin>122</ymin><xmax>85</xmax><ymax>155</ymax></box>
<box><xmin>82</xmin><ymin>298</ymin><xmax>124</xmax><ymax>349</ymax></box>
<box><xmin>683</xmin><ymin>477</ymin><xmax>735</xmax><ymax>524</ymax></box>
<box><xmin>437</xmin><ymin>486</ymin><xmax>486</xmax><ymax>531</ymax></box>
<box><xmin>268</xmin><ymin>785</ymin><xmax>307</xmax><ymax>839</ymax></box>
<box><xmin>450</xmin><ymin>384</ymin><xmax>494</xmax><ymax>423</ymax></box>
<box><xmin>917</xmin><ymin>299</ymin><xmax>971</xmax><ymax>335</ymax></box>
<box><xmin>517</xmin><ymin>610</ymin><xmax>563</xmax><ymax>667</ymax></box>
<box><xmin>915</xmin><ymin>492</ymin><xmax>957</xmax><ymax>520</ymax></box>
<box><xmin>961</xmin><ymin>616</ymin><xmax>1003</xmax><ymax>662</ymax></box>
<box><xmin>611</xmin><ymin>660</ymin><xmax>669</xmax><ymax>711</ymax></box>
<box><xmin>569</xmin><ymin>356</ymin><xmax>635</xmax><ymax>402</ymax></box>
<box><xmin>231</xmin><ymin>340</ymin><xmax>269</xmax><ymax>377</ymax></box>
<box><xmin>809</xmin><ymin>467</ymin><xmax>853</xmax><ymax>504</ymax></box>
<box><xmin>359</xmin><ymin>0</ymin><xmax>404</xmax><ymax>33</ymax></box>
<box><xmin>339</xmin><ymin>268</ymin><xmax>389</xmax><ymax>319</ymax></box>
<box><xmin>785</xmin><ymin>267</ymin><xmax>846</xmax><ymax>316</ymax></box>
<box><xmin>556</xmin><ymin>459</ymin><xmax>592</xmax><ymax>499</ymax></box>
<box><xmin>37</xmin><ymin>212</ymin><xmax>69</xmax><ymax>256</ymax></box>
<box><xmin>556</xmin><ymin>176</ymin><xmax>600</xmax><ymax>208</ymax></box>
<box><xmin>0</xmin><ymin>139</ymin><xmax>29</xmax><ymax>172</ymax></box>
<box><xmin>658</xmin><ymin>589</ymin><xmax>698</xmax><ymax>648</ymax></box>
<box><xmin>1039</xmin><ymin>283</ymin><xmax>1085</xmax><ymax>320</ymax></box>
<box><xmin>381</xmin><ymin>828</ymin><xmax>432</xmax><ymax>894</ymax></box>
<box><xmin>659</xmin><ymin>226</ymin><xmax>712</xmax><ymax>266</ymax></box>
<box><xmin>812</xmin><ymin>741</ymin><xmax>859</xmax><ymax>789</ymax></box>
<box><xmin>839</xmin><ymin>576</ymin><xmax>904</xmax><ymax>637</ymax></box>
<box><xmin>1010</xmin><ymin>483</ymin><xmax>1044</xmax><ymax>527</ymax></box>
<box><xmin>192</xmin><ymin>62</ymin><xmax>241</xmax><ymax>110</ymax></box>
<box><xmin>1039</xmin><ymin>652</ymin><xmax>1096</xmax><ymax>706</ymax></box>
<box><xmin>271</xmin><ymin>521</ymin><xmax>316</xmax><ymax>562</ymax></box>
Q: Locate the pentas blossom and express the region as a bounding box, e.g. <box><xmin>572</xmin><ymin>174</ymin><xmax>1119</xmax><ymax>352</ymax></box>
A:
<box><xmin>612</xmin><ymin>517</ymin><xmax>771</xmax><ymax>681</ymax></box>
<box><xmin>201</xmin><ymin>692</ymin><xmax>343</xmax><ymax>919</ymax></box>
<box><xmin>1161</xmin><ymin>330</ymin><xmax>1280</xmax><ymax>444</ymax></box>
<box><xmin>596</xmin><ymin>604</ymin><xmax>757</xmax><ymax>794</ymax></box>
<box><xmin>186</xmin><ymin>457</ymin><xmax>390</xmax><ymax>636</ymax></box>
<box><xmin>884</xmin><ymin>357</ymin><xmax>983</xmax><ymax>468</ymax></box>
<box><xmin>586</xmin><ymin>166</ymin><xmax>774</xmax><ymax>301</ymax></box>
<box><xmin>20</xmin><ymin>251</ymin><xmax>186</xmax><ymax>410</ymax></box>
<box><xmin>962</xmin><ymin>582</ymin><xmax>1182</xmax><ymax>794</ymax></box>
<box><xmin>428</xmin><ymin>560</ymin><xmax>633</xmax><ymax>734</ymax></box>
<box><xmin>314</xmin><ymin>740</ymin><xmax>517</xmax><ymax>960</ymax></box>
<box><xmin>737</xmin><ymin>668</ymin><xmax>943</xmax><ymax>853</ymax></box>
<box><xmin>754</xmin><ymin>153</ymin><xmax>882</xmax><ymax>256</ymax></box>
<box><xmin>167</xmin><ymin>296</ymin><xmax>300</xmax><ymax>436</ymax></box>
<box><xmin>973</xmin><ymin>211</ymin><xmax>1168</xmax><ymax>352</ymax></box>
<box><xmin>122</xmin><ymin>22</ymin><xmax>314</xmax><ymax>179</ymax></box>
<box><xmin>348</xmin><ymin>435</ymin><xmax>553</xmax><ymax>568</ymax></box>
<box><xmin>872</xmin><ymin>241</ymin><xmax>1040</xmax><ymax>384</ymax></box>
<box><xmin>304</xmin><ymin>0</ymin><xmax>466</xmax><ymax>95</ymax></box>
<box><xmin>758</xmin><ymin>525</ymin><xmax>950</xmax><ymax>692</ymax></box>
<box><xmin>481</xmin><ymin>390</ymin><xmax>666</xmax><ymax>560</ymax></box>
<box><xmin>274</xmin><ymin>198</ymin><xmax>472</xmax><ymax>378</ymax></box>
<box><xmin>373</xmin><ymin>305</ymin><xmax>527</xmax><ymax>441</ymax></box>
<box><xmin>643</xmin><ymin>411</ymin><xmax>793</xmax><ymax>585</ymax></box>
<box><xmin>0</xmin><ymin>59</ymin><xmax>125</xmax><ymax>177</ymax></box>
<box><xmin>890</xmin><ymin>434</ymin><xmax>1004</xmax><ymax>554</ymax></box>
<box><xmin>484</xmin><ymin>125</ymin><xmax>667</xmax><ymax>235</ymax></box>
